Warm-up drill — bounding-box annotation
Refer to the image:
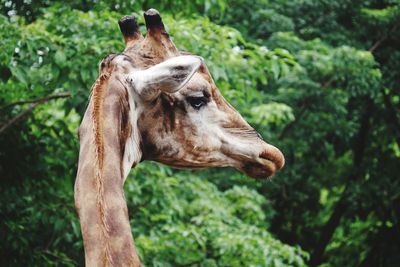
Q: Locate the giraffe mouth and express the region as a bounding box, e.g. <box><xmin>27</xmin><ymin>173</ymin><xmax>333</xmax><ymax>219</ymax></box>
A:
<box><xmin>239</xmin><ymin>145</ymin><xmax>285</xmax><ymax>179</ymax></box>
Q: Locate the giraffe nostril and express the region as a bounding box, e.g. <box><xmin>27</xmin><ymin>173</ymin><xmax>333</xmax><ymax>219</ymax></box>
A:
<box><xmin>259</xmin><ymin>145</ymin><xmax>285</xmax><ymax>171</ymax></box>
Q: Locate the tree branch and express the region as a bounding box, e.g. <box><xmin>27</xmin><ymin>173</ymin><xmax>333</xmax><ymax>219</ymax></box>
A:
<box><xmin>278</xmin><ymin>102</ymin><xmax>309</xmax><ymax>140</ymax></box>
<box><xmin>0</xmin><ymin>92</ymin><xmax>71</xmax><ymax>135</ymax></box>
<box><xmin>369</xmin><ymin>22</ymin><xmax>399</xmax><ymax>53</ymax></box>
<box><xmin>0</xmin><ymin>92</ymin><xmax>71</xmax><ymax>111</ymax></box>
<box><xmin>309</xmin><ymin>99</ymin><xmax>374</xmax><ymax>267</ymax></box>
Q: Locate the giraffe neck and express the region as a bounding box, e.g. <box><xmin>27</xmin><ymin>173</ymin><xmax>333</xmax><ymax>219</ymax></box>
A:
<box><xmin>75</xmin><ymin>71</ymin><xmax>141</xmax><ymax>267</ymax></box>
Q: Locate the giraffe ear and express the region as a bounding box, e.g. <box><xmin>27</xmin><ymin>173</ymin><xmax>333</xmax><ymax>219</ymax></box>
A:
<box><xmin>127</xmin><ymin>55</ymin><xmax>203</xmax><ymax>100</ymax></box>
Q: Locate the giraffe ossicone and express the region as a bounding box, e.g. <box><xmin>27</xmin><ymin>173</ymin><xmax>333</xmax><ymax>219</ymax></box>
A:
<box><xmin>75</xmin><ymin>8</ymin><xmax>284</xmax><ymax>266</ymax></box>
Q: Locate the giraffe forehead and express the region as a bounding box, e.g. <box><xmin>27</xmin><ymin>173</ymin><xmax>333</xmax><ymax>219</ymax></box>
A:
<box><xmin>179</xmin><ymin>73</ymin><xmax>211</xmax><ymax>96</ymax></box>
<box><xmin>123</xmin><ymin>39</ymin><xmax>170</xmax><ymax>68</ymax></box>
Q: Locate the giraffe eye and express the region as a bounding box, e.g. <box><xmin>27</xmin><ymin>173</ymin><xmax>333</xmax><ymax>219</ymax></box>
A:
<box><xmin>186</xmin><ymin>96</ymin><xmax>208</xmax><ymax>110</ymax></box>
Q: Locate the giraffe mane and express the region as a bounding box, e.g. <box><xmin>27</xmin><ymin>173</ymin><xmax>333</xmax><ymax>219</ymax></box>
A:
<box><xmin>91</xmin><ymin>71</ymin><xmax>113</xmax><ymax>265</ymax></box>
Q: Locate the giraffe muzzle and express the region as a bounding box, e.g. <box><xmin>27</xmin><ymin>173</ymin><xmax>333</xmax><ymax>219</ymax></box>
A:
<box><xmin>239</xmin><ymin>144</ymin><xmax>285</xmax><ymax>179</ymax></box>
<box><xmin>259</xmin><ymin>144</ymin><xmax>285</xmax><ymax>171</ymax></box>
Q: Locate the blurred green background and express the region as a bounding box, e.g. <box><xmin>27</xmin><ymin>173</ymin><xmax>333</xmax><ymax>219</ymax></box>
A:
<box><xmin>0</xmin><ymin>0</ymin><xmax>399</xmax><ymax>266</ymax></box>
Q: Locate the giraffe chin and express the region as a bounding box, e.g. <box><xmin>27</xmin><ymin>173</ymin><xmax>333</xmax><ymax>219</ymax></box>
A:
<box><xmin>240</xmin><ymin>159</ymin><xmax>278</xmax><ymax>179</ymax></box>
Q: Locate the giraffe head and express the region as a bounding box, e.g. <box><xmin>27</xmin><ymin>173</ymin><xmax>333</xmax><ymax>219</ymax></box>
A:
<box><xmin>105</xmin><ymin>9</ymin><xmax>284</xmax><ymax>179</ymax></box>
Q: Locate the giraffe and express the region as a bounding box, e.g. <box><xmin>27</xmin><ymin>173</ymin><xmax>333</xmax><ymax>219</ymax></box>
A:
<box><xmin>75</xmin><ymin>9</ymin><xmax>285</xmax><ymax>267</ymax></box>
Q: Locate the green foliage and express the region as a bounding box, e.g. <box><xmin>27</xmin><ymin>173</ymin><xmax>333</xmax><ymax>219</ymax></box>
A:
<box><xmin>0</xmin><ymin>2</ymin><xmax>305</xmax><ymax>267</ymax></box>
<box><xmin>1</xmin><ymin>0</ymin><xmax>400</xmax><ymax>266</ymax></box>
<box><xmin>126</xmin><ymin>166</ymin><xmax>307</xmax><ymax>266</ymax></box>
<box><xmin>212</xmin><ymin>0</ymin><xmax>295</xmax><ymax>41</ymax></box>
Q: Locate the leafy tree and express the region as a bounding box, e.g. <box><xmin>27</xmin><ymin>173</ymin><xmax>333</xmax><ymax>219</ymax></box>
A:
<box><xmin>1</xmin><ymin>0</ymin><xmax>399</xmax><ymax>266</ymax></box>
<box><xmin>212</xmin><ymin>0</ymin><xmax>400</xmax><ymax>266</ymax></box>
<box><xmin>0</xmin><ymin>3</ymin><xmax>305</xmax><ymax>266</ymax></box>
